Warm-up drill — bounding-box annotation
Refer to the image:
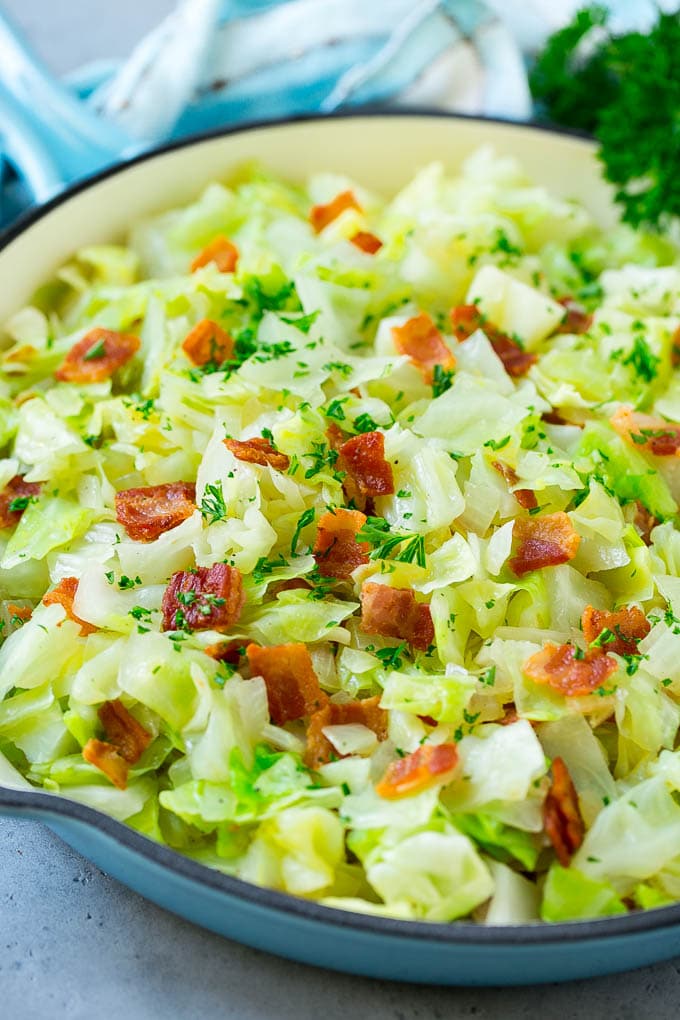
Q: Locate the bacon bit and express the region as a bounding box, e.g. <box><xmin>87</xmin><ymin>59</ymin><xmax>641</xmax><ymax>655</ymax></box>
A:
<box><xmin>492</xmin><ymin>460</ymin><xmax>538</xmax><ymax>511</ymax></box>
<box><xmin>181</xmin><ymin>319</ymin><xmax>234</xmax><ymax>367</ymax></box>
<box><xmin>7</xmin><ymin>603</ymin><xmax>32</xmax><ymax>622</ymax></box>
<box><xmin>313</xmin><ymin>508</ymin><xmax>370</xmax><ymax>579</ymax></box>
<box><xmin>42</xmin><ymin>577</ymin><xmax>97</xmax><ymax>636</ymax></box>
<box><xmin>115</xmin><ymin>482</ymin><xmax>196</xmax><ymax>543</ymax></box>
<box><xmin>523</xmin><ymin>642</ymin><xmax>617</xmax><ymax>697</ymax></box>
<box><xmin>0</xmin><ymin>475</ymin><xmax>41</xmax><ymax>529</ymax></box>
<box><xmin>204</xmin><ymin>640</ymin><xmax>243</xmax><ymax>664</ymax></box>
<box><xmin>246</xmin><ymin>642</ymin><xmax>328</xmax><ymax>725</ymax></box>
<box><xmin>82</xmin><ymin>739</ymin><xmax>129</xmax><ymax>790</ymax></box>
<box><xmin>376</xmin><ymin>743</ymin><xmax>459</xmax><ymax>799</ymax></box>
<box><xmin>161</xmin><ymin>564</ymin><xmax>245</xmax><ymax>632</ymax></box>
<box><xmin>224</xmin><ymin>437</ymin><xmax>290</xmax><ymax>471</ymax></box>
<box><xmin>338</xmin><ymin>432</ymin><xmax>394</xmax><ymax>502</ymax></box>
<box><xmin>543</xmin><ymin>757</ymin><xmax>584</xmax><ymax>867</ymax></box>
<box><xmin>487</xmin><ymin>334</ymin><xmax>537</xmax><ymax>377</ymax></box>
<box><xmin>55</xmin><ymin>327</ymin><xmax>140</xmax><ymax>384</ymax></box>
<box><xmin>633</xmin><ymin>500</ymin><xmax>659</xmax><ymax>545</ymax></box>
<box><xmin>499</xmin><ymin>704</ymin><xmax>520</xmax><ymax>726</ymax></box>
<box><xmin>304</xmin><ymin>695</ymin><xmax>387</xmax><ymax>769</ymax></box>
<box><xmin>326</xmin><ymin>422</ymin><xmax>348</xmax><ymax>451</ymax></box>
<box><xmin>418</xmin><ymin>714</ymin><xmax>438</xmax><ymax>727</ymax></box>
<box><xmin>450</xmin><ymin>304</ymin><xmax>537</xmax><ymax>378</ymax></box>
<box><xmin>581</xmin><ymin>605</ymin><xmax>651</xmax><ymax>657</ymax></box>
<box><xmin>310</xmin><ymin>190</ymin><xmax>361</xmax><ymax>233</ymax></box>
<box><xmin>610</xmin><ymin>405</ymin><xmax>680</xmax><ymax>457</ymax></box>
<box><xmin>351</xmin><ymin>231</ymin><xmax>383</xmax><ymax>254</ymax></box>
<box><xmin>98</xmin><ymin>699</ymin><xmax>151</xmax><ymax>764</ymax></box>
<box><xmin>190</xmin><ymin>235</ymin><xmax>239</xmax><ymax>273</ymax></box>
<box><xmin>554</xmin><ymin>297</ymin><xmax>593</xmax><ymax>335</ymax></box>
<box><xmin>672</xmin><ymin>326</ymin><xmax>680</xmax><ymax>369</ymax></box>
<box><xmin>360</xmin><ymin>582</ymin><xmax>434</xmax><ymax>651</ymax></box>
<box><xmin>509</xmin><ymin>512</ymin><xmax>580</xmax><ymax>577</ymax></box>
<box><xmin>392</xmin><ymin>313</ymin><xmax>456</xmax><ymax>384</ymax></box>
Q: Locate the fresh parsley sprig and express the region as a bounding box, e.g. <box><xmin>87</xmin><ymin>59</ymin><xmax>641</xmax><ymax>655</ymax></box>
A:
<box><xmin>356</xmin><ymin>516</ymin><xmax>427</xmax><ymax>568</ymax></box>
<box><xmin>200</xmin><ymin>480</ymin><xmax>228</xmax><ymax>524</ymax></box>
<box><xmin>531</xmin><ymin>7</ymin><xmax>680</xmax><ymax>230</ymax></box>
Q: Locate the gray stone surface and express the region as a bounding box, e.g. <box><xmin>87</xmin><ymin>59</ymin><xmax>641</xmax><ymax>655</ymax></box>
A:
<box><xmin>2</xmin><ymin>3</ymin><xmax>680</xmax><ymax>1017</ymax></box>
<box><xmin>3</xmin><ymin>818</ymin><xmax>680</xmax><ymax>1020</ymax></box>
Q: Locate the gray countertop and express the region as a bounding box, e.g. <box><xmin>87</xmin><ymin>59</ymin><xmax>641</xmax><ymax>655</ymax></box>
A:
<box><xmin>2</xmin><ymin>3</ymin><xmax>680</xmax><ymax>1016</ymax></box>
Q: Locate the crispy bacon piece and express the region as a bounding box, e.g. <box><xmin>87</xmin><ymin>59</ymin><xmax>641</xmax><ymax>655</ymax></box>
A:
<box><xmin>313</xmin><ymin>508</ymin><xmax>370</xmax><ymax>579</ymax></box>
<box><xmin>492</xmin><ymin>460</ymin><xmax>538</xmax><ymax>511</ymax></box>
<box><xmin>42</xmin><ymin>577</ymin><xmax>97</xmax><ymax>636</ymax></box>
<box><xmin>543</xmin><ymin>756</ymin><xmax>584</xmax><ymax>866</ymax></box>
<box><xmin>392</xmin><ymin>313</ymin><xmax>456</xmax><ymax>384</ymax></box>
<box><xmin>310</xmin><ymin>190</ymin><xmax>361</xmax><ymax>233</ymax></box>
<box><xmin>55</xmin><ymin>327</ymin><xmax>140</xmax><ymax>384</ymax></box>
<box><xmin>246</xmin><ymin>642</ymin><xmax>328</xmax><ymax>725</ymax></box>
<box><xmin>450</xmin><ymin>304</ymin><xmax>537</xmax><ymax>378</ymax></box>
<box><xmin>304</xmin><ymin>695</ymin><xmax>387</xmax><ymax>769</ymax></box>
<box><xmin>351</xmin><ymin>230</ymin><xmax>382</xmax><ymax>254</ymax></box>
<box><xmin>82</xmin><ymin>739</ymin><xmax>129</xmax><ymax>790</ymax></box>
<box><xmin>581</xmin><ymin>604</ymin><xmax>651</xmax><ymax>657</ymax></box>
<box><xmin>204</xmin><ymin>639</ymin><xmax>243</xmax><ymax>664</ymax></box>
<box><xmin>360</xmin><ymin>582</ymin><xmax>434</xmax><ymax>651</ymax></box>
<box><xmin>509</xmin><ymin>512</ymin><xmax>580</xmax><ymax>577</ymax></box>
<box><xmin>224</xmin><ymin>436</ymin><xmax>290</xmax><ymax>471</ymax></box>
<box><xmin>161</xmin><ymin>564</ymin><xmax>245</xmax><ymax>632</ymax></box>
<box><xmin>98</xmin><ymin>699</ymin><xmax>151</xmax><ymax>764</ymax></box>
<box><xmin>0</xmin><ymin>475</ymin><xmax>40</xmax><ymax>529</ymax></box>
<box><xmin>633</xmin><ymin>500</ymin><xmax>659</xmax><ymax>545</ymax></box>
<box><xmin>181</xmin><ymin>319</ymin><xmax>234</xmax><ymax>367</ymax></box>
<box><xmin>499</xmin><ymin>704</ymin><xmax>521</xmax><ymax>726</ymax></box>
<box><xmin>190</xmin><ymin>235</ymin><xmax>239</xmax><ymax>273</ymax></box>
<box><xmin>523</xmin><ymin>642</ymin><xmax>617</xmax><ymax>697</ymax></box>
<box><xmin>610</xmin><ymin>405</ymin><xmax>680</xmax><ymax>457</ymax></box>
<box><xmin>338</xmin><ymin>431</ymin><xmax>394</xmax><ymax>503</ymax></box>
<box><xmin>554</xmin><ymin>297</ymin><xmax>593</xmax><ymax>336</ymax></box>
<box><xmin>375</xmin><ymin>743</ymin><xmax>459</xmax><ymax>799</ymax></box>
<box><xmin>7</xmin><ymin>603</ymin><xmax>32</xmax><ymax>622</ymax></box>
<box><xmin>326</xmin><ymin>422</ymin><xmax>348</xmax><ymax>451</ymax></box>
<box><xmin>115</xmin><ymin>482</ymin><xmax>196</xmax><ymax>543</ymax></box>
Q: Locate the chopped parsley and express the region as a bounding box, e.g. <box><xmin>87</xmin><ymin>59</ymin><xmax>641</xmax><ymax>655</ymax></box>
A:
<box><xmin>118</xmin><ymin>575</ymin><xmax>142</xmax><ymax>590</ymax></box>
<box><xmin>484</xmin><ymin>435</ymin><xmax>511</xmax><ymax>451</ymax></box>
<box><xmin>431</xmin><ymin>364</ymin><xmax>454</xmax><ymax>398</ymax></box>
<box><xmin>279</xmin><ymin>310</ymin><xmax>320</xmax><ymax>334</ymax></box>
<box><xmin>622</xmin><ymin>337</ymin><xmax>660</xmax><ymax>382</ymax></box>
<box><xmin>356</xmin><ymin>516</ymin><xmax>427</xmax><ymax>568</ymax></box>
<box><xmin>83</xmin><ymin>338</ymin><xmax>107</xmax><ymax>361</ymax></box>
<box><xmin>200</xmin><ymin>480</ymin><xmax>228</xmax><ymax>525</ymax></box>
<box><xmin>353</xmin><ymin>413</ymin><xmax>379</xmax><ymax>433</ymax></box>
<box><xmin>376</xmin><ymin>643</ymin><xmax>408</xmax><ymax>670</ymax></box>
<box><xmin>291</xmin><ymin>507</ymin><xmax>316</xmax><ymax>555</ymax></box>
<box><xmin>325</xmin><ymin>398</ymin><xmax>348</xmax><ymax>422</ymax></box>
<box><xmin>8</xmin><ymin>496</ymin><xmax>35</xmax><ymax>513</ymax></box>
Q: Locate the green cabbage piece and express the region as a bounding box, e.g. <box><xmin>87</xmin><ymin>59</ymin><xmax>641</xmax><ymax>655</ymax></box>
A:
<box><xmin>541</xmin><ymin>865</ymin><xmax>627</xmax><ymax>922</ymax></box>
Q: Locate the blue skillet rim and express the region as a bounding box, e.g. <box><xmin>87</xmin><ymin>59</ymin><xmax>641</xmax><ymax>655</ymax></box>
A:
<box><xmin>1</xmin><ymin>107</ymin><xmax>676</xmax><ymax>947</ymax></box>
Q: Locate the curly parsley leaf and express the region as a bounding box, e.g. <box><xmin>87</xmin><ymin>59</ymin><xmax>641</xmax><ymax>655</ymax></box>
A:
<box><xmin>531</xmin><ymin>7</ymin><xmax>680</xmax><ymax>229</ymax></box>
